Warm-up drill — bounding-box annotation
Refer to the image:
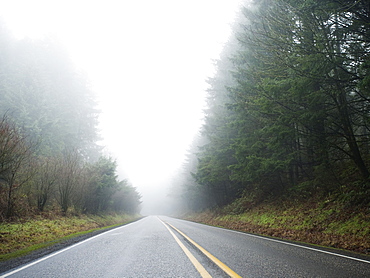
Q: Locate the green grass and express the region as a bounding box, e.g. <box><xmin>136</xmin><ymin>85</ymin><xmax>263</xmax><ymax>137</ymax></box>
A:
<box><xmin>325</xmin><ymin>213</ymin><xmax>370</xmax><ymax>236</ymax></box>
<box><xmin>0</xmin><ymin>214</ymin><xmax>140</xmax><ymax>261</ymax></box>
<box><xmin>184</xmin><ymin>199</ymin><xmax>370</xmax><ymax>254</ymax></box>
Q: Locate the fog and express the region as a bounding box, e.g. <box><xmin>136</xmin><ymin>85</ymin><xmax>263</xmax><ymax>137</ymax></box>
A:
<box><xmin>0</xmin><ymin>0</ymin><xmax>243</xmax><ymax>215</ymax></box>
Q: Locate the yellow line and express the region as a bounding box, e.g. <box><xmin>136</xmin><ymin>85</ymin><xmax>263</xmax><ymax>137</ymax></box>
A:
<box><xmin>165</xmin><ymin>222</ymin><xmax>242</xmax><ymax>278</ymax></box>
<box><xmin>159</xmin><ymin>218</ymin><xmax>212</xmax><ymax>278</ymax></box>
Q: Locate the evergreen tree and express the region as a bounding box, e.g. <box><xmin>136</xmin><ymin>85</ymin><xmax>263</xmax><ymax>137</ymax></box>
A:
<box><xmin>0</xmin><ymin>25</ymin><xmax>100</xmax><ymax>159</ymax></box>
<box><xmin>184</xmin><ymin>0</ymin><xmax>370</xmax><ymax>212</ymax></box>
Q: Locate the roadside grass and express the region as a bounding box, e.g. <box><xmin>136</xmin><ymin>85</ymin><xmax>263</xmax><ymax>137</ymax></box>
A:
<box><xmin>0</xmin><ymin>214</ymin><xmax>140</xmax><ymax>261</ymax></box>
<box><xmin>184</xmin><ymin>199</ymin><xmax>370</xmax><ymax>254</ymax></box>
<box><xmin>325</xmin><ymin>213</ymin><xmax>370</xmax><ymax>236</ymax></box>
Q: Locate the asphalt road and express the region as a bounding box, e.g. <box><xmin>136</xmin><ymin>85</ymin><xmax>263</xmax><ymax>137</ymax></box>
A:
<box><xmin>1</xmin><ymin>215</ymin><xmax>369</xmax><ymax>277</ymax></box>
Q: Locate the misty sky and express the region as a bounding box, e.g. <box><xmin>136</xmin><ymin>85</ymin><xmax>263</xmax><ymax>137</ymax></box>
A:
<box><xmin>0</xmin><ymin>0</ymin><xmax>243</xmax><ymax>214</ymax></box>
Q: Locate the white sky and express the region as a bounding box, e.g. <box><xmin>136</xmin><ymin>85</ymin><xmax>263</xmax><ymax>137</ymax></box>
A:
<box><xmin>0</xmin><ymin>0</ymin><xmax>243</xmax><ymax>213</ymax></box>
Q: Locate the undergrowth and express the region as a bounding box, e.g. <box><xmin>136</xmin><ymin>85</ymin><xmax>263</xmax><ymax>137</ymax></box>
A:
<box><xmin>185</xmin><ymin>195</ymin><xmax>370</xmax><ymax>254</ymax></box>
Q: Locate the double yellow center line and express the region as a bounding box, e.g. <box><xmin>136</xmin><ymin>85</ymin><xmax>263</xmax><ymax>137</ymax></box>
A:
<box><xmin>158</xmin><ymin>218</ymin><xmax>242</xmax><ymax>278</ymax></box>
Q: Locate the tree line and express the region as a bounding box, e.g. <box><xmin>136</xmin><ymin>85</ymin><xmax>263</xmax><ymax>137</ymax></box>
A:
<box><xmin>0</xmin><ymin>23</ymin><xmax>141</xmax><ymax>220</ymax></box>
<box><xmin>177</xmin><ymin>0</ymin><xmax>370</xmax><ymax>212</ymax></box>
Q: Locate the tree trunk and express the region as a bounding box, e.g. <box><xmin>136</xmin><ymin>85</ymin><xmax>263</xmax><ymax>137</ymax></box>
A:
<box><xmin>337</xmin><ymin>91</ymin><xmax>370</xmax><ymax>179</ymax></box>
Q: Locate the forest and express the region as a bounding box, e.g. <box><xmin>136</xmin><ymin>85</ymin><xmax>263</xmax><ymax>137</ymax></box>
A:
<box><xmin>2</xmin><ymin>0</ymin><xmax>369</xmax><ymax>221</ymax></box>
<box><xmin>178</xmin><ymin>0</ymin><xmax>370</xmax><ymax>213</ymax></box>
<box><xmin>0</xmin><ymin>23</ymin><xmax>141</xmax><ymax>220</ymax></box>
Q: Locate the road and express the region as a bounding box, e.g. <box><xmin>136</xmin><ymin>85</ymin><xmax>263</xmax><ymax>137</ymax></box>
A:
<box><xmin>1</xmin><ymin>215</ymin><xmax>369</xmax><ymax>277</ymax></box>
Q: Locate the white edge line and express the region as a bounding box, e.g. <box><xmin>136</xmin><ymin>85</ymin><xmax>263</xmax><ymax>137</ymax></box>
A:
<box><xmin>186</xmin><ymin>220</ymin><xmax>370</xmax><ymax>264</ymax></box>
<box><xmin>0</xmin><ymin>220</ymin><xmax>138</xmax><ymax>278</ymax></box>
